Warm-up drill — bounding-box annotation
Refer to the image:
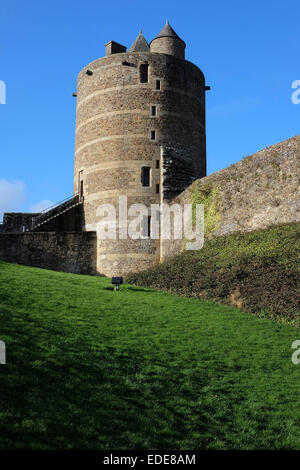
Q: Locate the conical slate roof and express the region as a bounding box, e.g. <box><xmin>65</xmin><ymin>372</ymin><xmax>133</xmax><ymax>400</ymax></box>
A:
<box><xmin>129</xmin><ymin>30</ymin><xmax>150</xmax><ymax>52</ymax></box>
<box><xmin>151</xmin><ymin>20</ymin><xmax>185</xmax><ymax>45</ymax></box>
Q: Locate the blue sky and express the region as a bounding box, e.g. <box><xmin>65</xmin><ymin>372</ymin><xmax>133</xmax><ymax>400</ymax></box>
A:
<box><xmin>0</xmin><ymin>0</ymin><xmax>299</xmax><ymax>219</ymax></box>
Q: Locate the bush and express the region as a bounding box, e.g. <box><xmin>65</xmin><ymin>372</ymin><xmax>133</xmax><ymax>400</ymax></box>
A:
<box><xmin>127</xmin><ymin>223</ymin><xmax>300</xmax><ymax>325</ymax></box>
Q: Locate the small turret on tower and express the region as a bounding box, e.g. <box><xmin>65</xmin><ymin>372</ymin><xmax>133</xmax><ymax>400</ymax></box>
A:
<box><xmin>129</xmin><ymin>30</ymin><xmax>150</xmax><ymax>53</ymax></box>
<box><xmin>150</xmin><ymin>20</ymin><xmax>186</xmax><ymax>59</ymax></box>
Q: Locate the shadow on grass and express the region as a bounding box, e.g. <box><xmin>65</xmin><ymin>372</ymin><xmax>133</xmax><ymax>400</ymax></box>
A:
<box><xmin>0</xmin><ymin>321</ymin><xmax>213</xmax><ymax>450</ymax></box>
<box><xmin>103</xmin><ymin>286</ymin><xmax>157</xmax><ymax>293</ymax></box>
<box><xmin>125</xmin><ymin>286</ymin><xmax>157</xmax><ymax>293</ymax></box>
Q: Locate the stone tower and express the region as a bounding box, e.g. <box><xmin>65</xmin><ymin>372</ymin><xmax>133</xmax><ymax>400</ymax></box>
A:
<box><xmin>74</xmin><ymin>22</ymin><xmax>208</xmax><ymax>276</ymax></box>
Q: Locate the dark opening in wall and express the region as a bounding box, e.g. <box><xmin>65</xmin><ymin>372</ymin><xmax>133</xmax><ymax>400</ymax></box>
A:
<box><xmin>156</xmin><ymin>159</ymin><xmax>160</xmax><ymax>169</ymax></box>
<box><xmin>141</xmin><ymin>166</ymin><xmax>151</xmax><ymax>187</ymax></box>
<box><xmin>151</xmin><ymin>131</ymin><xmax>156</xmax><ymax>141</ymax></box>
<box><xmin>156</xmin><ymin>80</ymin><xmax>161</xmax><ymax>90</ymax></box>
<box><xmin>140</xmin><ymin>64</ymin><xmax>149</xmax><ymax>83</ymax></box>
<box><xmin>147</xmin><ymin>216</ymin><xmax>151</xmax><ymax>237</ymax></box>
<box><xmin>141</xmin><ymin>215</ymin><xmax>151</xmax><ymax>237</ymax></box>
<box><xmin>156</xmin><ymin>184</ymin><xmax>160</xmax><ymax>194</ymax></box>
<box><xmin>151</xmin><ymin>106</ymin><xmax>157</xmax><ymax>116</ymax></box>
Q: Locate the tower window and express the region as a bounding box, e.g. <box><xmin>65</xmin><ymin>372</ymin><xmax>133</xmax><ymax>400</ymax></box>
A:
<box><xmin>141</xmin><ymin>166</ymin><xmax>151</xmax><ymax>187</ymax></box>
<box><xmin>156</xmin><ymin>159</ymin><xmax>160</xmax><ymax>169</ymax></box>
<box><xmin>151</xmin><ymin>130</ymin><xmax>156</xmax><ymax>141</ymax></box>
<box><xmin>151</xmin><ymin>106</ymin><xmax>157</xmax><ymax>116</ymax></box>
<box><xmin>140</xmin><ymin>64</ymin><xmax>149</xmax><ymax>83</ymax></box>
<box><xmin>141</xmin><ymin>216</ymin><xmax>151</xmax><ymax>238</ymax></box>
<box><xmin>78</xmin><ymin>170</ymin><xmax>84</xmax><ymax>199</ymax></box>
<box><xmin>156</xmin><ymin>80</ymin><xmax>161</xmax><ymax>90</ymax></box>
<box><xmin>156</xmin><ymin>183</ymin><xmax>160</xmax><ymax>194</ymax></box>
<box><xmin>148</xmin><ymin>216</ymin><xmax>151</xmax><ymax>237</ymax></box>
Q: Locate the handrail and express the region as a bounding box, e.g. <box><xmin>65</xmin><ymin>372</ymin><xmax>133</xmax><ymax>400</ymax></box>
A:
<box><xmin>30</xmin><ymin>193</ymin><xmax>82</xmax><ymax>230</ymax></box>
<box><xmin>37</xmin><ymin>193</ymin><xmax>80</xmax><ymax>215</ymax></box>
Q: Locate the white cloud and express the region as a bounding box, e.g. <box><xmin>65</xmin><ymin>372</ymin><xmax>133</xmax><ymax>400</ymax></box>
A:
<box><xmin>30</xmin><ymin>200</ymin><xmax>54</xmax><ymax>213</ymax></box>
<box><xmin>0</xmin><ymin>179</ymin><xmax>27</xmax><ymax>220</ymax></box>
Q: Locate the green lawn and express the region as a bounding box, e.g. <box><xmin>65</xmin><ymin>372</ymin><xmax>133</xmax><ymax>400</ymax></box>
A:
<box><xmin>0</xmin><ymin>261</ymin><xmax>300</xmax><ymax>450</ymax></box>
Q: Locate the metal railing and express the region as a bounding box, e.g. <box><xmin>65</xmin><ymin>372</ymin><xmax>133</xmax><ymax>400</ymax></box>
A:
<box><xmin>30</xmin><ymin>193</ymin><xmax>82</xmax><ymax>230</ymax></box>
<box><xmin>37</xmin><ymin>194</ymin><xmax>81</xmax><ymax>215</ymax></box>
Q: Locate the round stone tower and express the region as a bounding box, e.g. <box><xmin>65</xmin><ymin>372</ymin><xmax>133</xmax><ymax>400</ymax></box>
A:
<box><xmin>149</xmin><ymin>20</ymin><xmax>186</xmax><ymax>60</ymax></box>
<box><xmin>74</xmin><ymin>22</ymin><xmax>208</xmax><ymax>276</ymax></box>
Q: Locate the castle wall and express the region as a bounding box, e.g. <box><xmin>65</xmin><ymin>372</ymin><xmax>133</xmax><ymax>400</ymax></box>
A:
<box><xmin>0</xmin><ymin>205</ymin><xmax>84</xmax><ymax>234</ymax></box>
<box><xmin>31</xmin><ymin>205</ymin><xmax>84</xmax><ymax>232</ymax></box>
<box><xmin>0</xmin><ymin>232</ymin><xmax>97</xmax><ymax>275</ymax></box>
<box><xmin>0</xmin><ymin>213</ymin><xmax>40</xmax><ymax>233</ymax></box>
<box><xmin>162</xmin><ymin>134</ymin><xmax>300</xmax><ymax>259</ymax></box>
<box><xmin>161</xmin><ymin>145</ymin><xmax>198</xmax><ymax>199</ymax></box>
<box><xmin>74</xmin><ymin>51</ymin><xmax>206</xmax><ymax>276</ymax></box>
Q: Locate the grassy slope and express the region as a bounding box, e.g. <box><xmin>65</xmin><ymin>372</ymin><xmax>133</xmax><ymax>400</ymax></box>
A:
<box><xmin>0</xmin><ymin>262</ymin><xmax>300</xmax><ymax>449</ymax></box>
<box><xmin>128</xmin><ymin>223</ymin><xmax>300</xmax><ymax>324</ymax></box>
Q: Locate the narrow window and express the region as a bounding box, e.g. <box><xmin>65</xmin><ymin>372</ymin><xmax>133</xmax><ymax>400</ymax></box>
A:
<box><xmin>140</xmin><ymin>64</ymin><xmax>149</xmax><ymax>83</ymax></box>
<box><xmin>151</xmin><ymin>105</ymin><xmax>156</xmax><ymax>116</ymax></box>
<box><xmin>156</xmin><ymin>79</ymin><xmax>161</xmax><ymax>90</ymax></box>
<box><xmin>78</xmin><ymin>170</ymin><xmax>83</xmax><ymax>198</ymax></box>
<box><xmin>142</xmin><ymin>216</ymin><xmax>151</xmax><ymax>237</ymax></box>
<box><xmin>156</xmin><ymin>183</ymin><xmax>160</xmax><ymax>194</ymax></box>
<box><xmin>141</xmin><ymin>166</ymin><xmax>151</xmax><ymax>187</ymax></box>
<box><xmin>156</xmin><ymin>159</ymin><xmax>160</xmax><ymax>169</ymax></box>
<box><xmin>151</xmin><ymin>130</ymin><xmax>156</xmax><ymax>141</ymax></box>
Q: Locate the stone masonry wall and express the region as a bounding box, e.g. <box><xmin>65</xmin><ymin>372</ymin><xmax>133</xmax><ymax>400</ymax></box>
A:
<box><xmin>162</xmin><ymin>134</ymin><xmax>300</xmax><ymax>259</ymax></box>
<box><xmin>0</xmin><ymin>232</ymin><xmax>97</xmax><ymax>275</ymax></box>
<box><xmin>0</xmin><ymin>205</ymin><xmax>83</xmax><ymax>234</ymax></box>
<box><xmin>75</xmin><ymin>50</ymin><xmax>207</xmax><ymax>275</ymax></box>
<box><xmin>162</xmin><ymin>145</ymin><xmax>197</xmax><ymax>199</ymax></box>
<box><xmin>150</xmin><ymin>37</ymin><xmax>185</xmax><ymax>60</ymax></box>
<box><xmin>0</xmin><ymin>213</ymin><xmax>40</xmax><ymax>233</ymax></box>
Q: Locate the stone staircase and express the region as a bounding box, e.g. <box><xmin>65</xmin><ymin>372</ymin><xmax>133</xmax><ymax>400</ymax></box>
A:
<box><xmin>29</xmin><ymin>194</ymin><xmax>83</xmax><ymax>231</ymax></box>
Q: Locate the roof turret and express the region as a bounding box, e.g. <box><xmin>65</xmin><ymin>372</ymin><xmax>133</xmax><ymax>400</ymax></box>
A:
<box><xmin>150</xmin><ymin>20</ymin><xmax>185</xmax><ymax>46</ymax></box>
<box><xmin>150</xmin><ymin>21</ymin><xmax>186</xmax><ymax>59</ymax></box>
<box><xmin>129</xmin><ymin>30</ymin><xmax>150</xmax><ymax>53</ymax></box>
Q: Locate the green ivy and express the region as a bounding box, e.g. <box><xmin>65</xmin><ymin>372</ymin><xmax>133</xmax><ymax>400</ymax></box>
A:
<box><xmin>190</xmin><ymin>181</ymin><xmax>222</xmax><ymax>236</ymax></box>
